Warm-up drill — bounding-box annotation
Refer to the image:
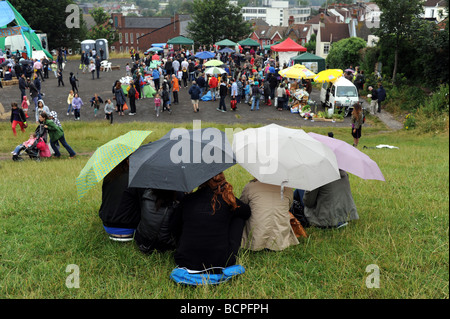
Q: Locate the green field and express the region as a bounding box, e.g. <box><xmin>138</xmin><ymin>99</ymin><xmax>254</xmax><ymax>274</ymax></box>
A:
<box><xmin>0</xmin><ymin>120</ymin><xmax>448</xmax><ymax>299</ymax></box>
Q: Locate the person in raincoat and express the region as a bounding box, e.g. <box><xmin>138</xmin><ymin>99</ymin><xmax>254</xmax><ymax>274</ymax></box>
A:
<box><xmin>240</xmin><ymin>179</ymin><xmax>298</xmax><ymax>251</ymax></box>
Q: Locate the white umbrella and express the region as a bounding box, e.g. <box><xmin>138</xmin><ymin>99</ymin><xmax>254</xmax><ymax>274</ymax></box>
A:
<box><xmin>232</xmin><ymin>124</ymin><xmax>341</xmax><ymax>192</ymax></box>
<box><xmin>205</xmin><ymin>67</ymin><xmax>227</xmax><ymax>75</ymax></box>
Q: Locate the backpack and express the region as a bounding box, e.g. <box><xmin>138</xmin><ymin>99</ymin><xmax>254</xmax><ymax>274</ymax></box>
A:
<box><xmin>170</xmin><ymin>265</ymin><xmax>245</xmax><ymax>286</ymax></box>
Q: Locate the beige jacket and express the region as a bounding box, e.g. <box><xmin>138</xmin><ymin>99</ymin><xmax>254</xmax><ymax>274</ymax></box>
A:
<box><xmin>240</xmin><ymin>180</ymin><xmax>299</xmax><ymax>251</ymax></box>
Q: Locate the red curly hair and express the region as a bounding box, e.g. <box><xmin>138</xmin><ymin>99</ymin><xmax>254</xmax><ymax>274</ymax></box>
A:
<box><xmin>203</xmin><ymin>172</ymin><xmax>239</xmax><ymax>214</ymax></box>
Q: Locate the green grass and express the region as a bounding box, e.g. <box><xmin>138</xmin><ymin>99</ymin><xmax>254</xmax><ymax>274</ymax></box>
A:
<box><xmin>0</xmin><ymin>121</ymin><xmax>448</xmax><ymax>299</ymax></box>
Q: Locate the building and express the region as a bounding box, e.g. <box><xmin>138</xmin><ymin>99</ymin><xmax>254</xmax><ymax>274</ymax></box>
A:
<box><xmin>241</xmin><ymin>0</ymin><xmax>311</xmax><ymax>27</ymax></box>
<box><xmin>421</xmin><ymin>0</ymin><xmax>448</xmax><ymax>22</ymax></box>
<box><xmin>110</xmin><ymin>13</ymin><xmax>192</xmax><ymax>53</ymax></box>
<box><xmin>249</xmin><ymin>25</ymin><xmax>287</xmax><ymax>48</ymax></box>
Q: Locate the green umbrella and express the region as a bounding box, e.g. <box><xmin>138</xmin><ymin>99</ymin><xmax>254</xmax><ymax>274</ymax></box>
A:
<box><xmin>204</xmin><ymin>59</ymin><xmax>223</xmax><ymax>67</ymax></box>
<box><xmin>76</xmin><ymin>130</ymin><xmax>152</xmax><ymax>199</ymax></box>
<box><xmin>149</xmin><ymin>60</ymin><xmax>161</xmax><ymax>69</ymax></box>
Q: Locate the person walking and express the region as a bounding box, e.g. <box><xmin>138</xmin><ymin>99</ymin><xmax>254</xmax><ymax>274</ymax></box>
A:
<box><xmin>171</xmin><ymin>74</ymin><xmax>179</xmax><ymax>105</ymax></box>
<box><xmin>188</xmin><ymin>81</ymin><xmax>201</xmax><ymax>113</ymax></box>
<box><xmin>95</xmin><ymin>56</ymin><xmax>102</xmax><ymax>79</ymax></box>
<box><xmin>377</xmin><ymin>82</ymin><xmax>386</xmax><ymax>113</ymax></box>
<box><xmin>209</xmin><ymin>75</ymin><xmax>218</xmax><ymax>101</ymax></box>
<box><xmin>251</xmin><ymin>81</ymin><xmax>261</xmax><ymax>111</ymax></box>
<box><xmin>72</xmin><ymin>93</ymin><xmax>84</xmax><ymax>120</ymax></box>
<box><xmin>217</xmin><ymin>79</ymin><xmax>228</xmax><ymax>112</ymax></box>
<box><xmin>18</xmin><ymin>74</ymin><xmax>27</xmax><ymax>102</ymax></box>
<box><xmin>66</xmin><ymin>90</ymin><xmax>74</xmax><ymax>116</ymax></box>
<box><xmin>89</xmin><ymin>60</ymin><xmax>96</xmax><ymax>80</ymax></box>
<box><xmin>152</xmin><ymin>68</ymin><xmax>160</xmax><ymax>91</ymax></box>
<box><xmin>57</xmin><ymin>69</ymin><xmax>64</xmax><ymax>87</ymax></box>
<box><xmin>10</xmin><ymin>102</ymin><xmax>27</xmax><ymax>136</ymax></box>
<box><xmin>128</xmin><ymin>81</ymin><xmax>137</xmax><ymax>115</ymax></box>
<box><xmin>114</xmin><ymin>81</ymin><xmax>127</xmax><ymax>116</ymax></box>
<box><xmin>69</xmin><ymin>72</ymin><xmax>79</xmax><ymax>93</ymax></box>
<box><xmin>39</xmin><ymin>112</ymin><xmax>76</xmax><ymax>159</ymax></box>
<box><xmin>367</xmin><ymin>86</ymin><xmax>378</xmax><ymax>115</ymax></box>
<box><xmin>104</xmin><ymin>99</ymin><xmax>115</xmax><ymax>124</ymax></box>
<box><xmin>351</xmin><ymin>102</ymin><xmax>364</xmax><ymax>147</ymax></box>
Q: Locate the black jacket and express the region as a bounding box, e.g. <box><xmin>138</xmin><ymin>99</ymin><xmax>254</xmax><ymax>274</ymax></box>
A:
<box><xmin>171</xmin><ymin>186</ymin><xmax>251</xmax><ymax>270</ymax></box>
<box><xmin>134</xmin><ymin>189</ymin><xmax>180</xmax><ymax>253</ymax></box>
<box><xmin>98</xmin><ymin>171</ymin><xmax>141</xmax><ymax>229</ymax></box>
<box><xmin>219</xmin><ymin>83</ymin><xmax>228</xmax><ymax>97</ymax></box>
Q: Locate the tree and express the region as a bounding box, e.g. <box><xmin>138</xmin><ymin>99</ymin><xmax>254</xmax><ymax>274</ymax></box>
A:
<box><xmin>9</xmin><ymin>0</ymin><xmax>87</xmax><ymax>50</ymax></box>
<box><xmin>305</xmin><ymin>33</ymin><xmax>316</xmax><ymax>53</ymax></box>
<box><xmin>87</xmin><ymin>8</ymin><xmax>118</xmax><ymax>49</ymax></box>
<box><xmin>325</xmin><ymin>37</ymin><xmax>367</xmax><ymax>70</ymax></box>
<box><xmin>374</xmin><ymin>0</ymin><xmax>424</xmax><ymax>84</ymax></box>
<box><xmin>187</xmin><ymin>0</ymin><xmax>252</xmax><ymax>45</ymax></box>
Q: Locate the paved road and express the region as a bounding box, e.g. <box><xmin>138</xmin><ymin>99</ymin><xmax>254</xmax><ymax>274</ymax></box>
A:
<box><xmin>1</xmin><ymin>58</ymin><xmax>356</xmax><ymax>129</ymax></box>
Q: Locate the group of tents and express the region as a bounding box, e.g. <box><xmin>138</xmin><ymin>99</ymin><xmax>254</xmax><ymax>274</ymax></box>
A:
<box><xmin>163</xmin><ymin>35</ymin><xmax>325</xmax><ymax>73</ymax></box>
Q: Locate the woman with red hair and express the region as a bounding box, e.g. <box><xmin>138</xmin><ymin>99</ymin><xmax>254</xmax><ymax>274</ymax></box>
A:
<box><xmin>171</xmin><ymin>172</ymin><xmax>251</xmax><ymax>271</ymax></box>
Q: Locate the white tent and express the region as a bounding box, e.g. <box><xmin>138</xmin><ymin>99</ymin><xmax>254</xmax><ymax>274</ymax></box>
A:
<box><xmin>32</xmin><ymin>50</ymin><xmax>46</xmax><ymax>60</ymax></box>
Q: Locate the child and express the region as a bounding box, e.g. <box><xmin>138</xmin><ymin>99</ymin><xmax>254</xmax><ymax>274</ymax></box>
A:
<box><xmin>244</xmin><ymin>81</ymin><xmax>251</xmax><ymax>104</ymax></box>
<box><xmin>154</xmin><ymin>92</ymin><xmax>161</xmax><ymax>118</ymax></box>
<box><xmin>67</xmin><ymin>90</ymin><xmax>74</xmax><ymax>116</ymax></box>
<box><xmin>10</xmin><ymin>102</ymin><xmax>27</xmax><ymax>136</ymax></box>
<box><xmin>12</xmin><ymin>133</ymin><xmax>37</xmax><ymax>159</ymax></box>
<box><xmin>126</xmin><ymin>63</ymin><xmax>131</xmax><ymax>76</ymax></box>
<box><xmin>21</xmin><ymin>96</ymin><xmax>30</xmax><ymax>118</ymax></box>
<box><xmin>104</xmin><ymin>98</ymin><xmax>114</xmax><ymax>124</ymax></box>
<box><xmin>90</xmin><ymin>94</ymin><xmax>104</xmax><ymax>117</ymax></box>
<box><xmin>51</xmin><ymin>61</ymin><xmax>58</xmax><ymax>78</ymax></box>
<box><xmin>72</xmin><ymin>93</ymin><xmax>84</xmax><ymax>120</ymax></box>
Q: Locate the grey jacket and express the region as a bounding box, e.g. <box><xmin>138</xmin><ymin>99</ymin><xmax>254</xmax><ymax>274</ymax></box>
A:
<box><xmin>303</xmin><ymin>170</ymin><xmax>358</xmax><ymax>227</ymax></box>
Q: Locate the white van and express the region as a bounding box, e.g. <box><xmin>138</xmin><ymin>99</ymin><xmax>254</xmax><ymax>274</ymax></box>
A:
<box><xmin>320</xmin><ymin>77</ymin><xmax>359</xmax><ymax>117</ymax></box>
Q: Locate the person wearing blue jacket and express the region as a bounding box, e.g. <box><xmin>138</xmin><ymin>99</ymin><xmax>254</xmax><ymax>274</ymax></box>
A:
<box><xmin>188</xmin><ymin>81</ymin><xmax>201</xmax><ymax>113</ymax></box>
<box><xmin>152</xmin><ymin>68</ymin><xmax>160</xmax><ymax>91</ymax></box>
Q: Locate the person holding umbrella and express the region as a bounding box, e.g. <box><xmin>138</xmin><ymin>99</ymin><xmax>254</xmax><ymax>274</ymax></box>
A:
<box><xmin>171</xmin><ymin>172</ymin><xmax>251</xmax><ymax>270</ymax></box>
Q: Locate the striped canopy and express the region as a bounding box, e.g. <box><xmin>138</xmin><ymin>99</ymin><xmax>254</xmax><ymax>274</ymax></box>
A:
<box><xmin>76</xmin><ymin>130</ymin><xmax>152</xmax><ymax>199</ymax></box>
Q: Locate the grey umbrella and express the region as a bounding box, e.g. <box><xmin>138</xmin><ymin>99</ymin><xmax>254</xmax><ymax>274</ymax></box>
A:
<box><xmin>128</xmin><ymin>128</ymin><xmax>236</xmax><ymax>192</ymax></box>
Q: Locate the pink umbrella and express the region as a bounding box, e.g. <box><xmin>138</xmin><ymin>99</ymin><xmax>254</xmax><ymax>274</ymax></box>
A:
<box><xmin>308</xmin><ymin>132</ymin><xmax>385</xmax><ymax>181</ymax></box>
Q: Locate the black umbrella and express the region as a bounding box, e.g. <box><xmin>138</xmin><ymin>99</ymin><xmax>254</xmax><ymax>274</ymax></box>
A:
<box><xmin>128</xmin><ymin>128</ymin><xmax>236</xmax><ymax>192</ymax></box>
<box><xmin>1</xmin><ymin>61</ymin><xmax>11</xmax><ymax>67</ymax></box>
<box><xmin>20</xmin><ymin>60</ymin><xmax>33</xmax><ymax>65</ymax></box>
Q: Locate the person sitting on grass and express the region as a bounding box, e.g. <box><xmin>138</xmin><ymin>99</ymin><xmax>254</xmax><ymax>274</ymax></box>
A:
<box><xmin>240</xmin><ymin>178</ymin><xmax>299</xmax><ymax>251</ymax></box>
<box><xmin>302</xmin><ymin>169</ymin><xmax>359</xmax><ymax>229</ymax></box>
<box><xmin>171</xmin><ymin>172</ymin><xmax>251</xmax><ymax>271</ymax></box>
<box><xmin>98</xmin><ymin>157</ymin><xmax>141</xmax><ymax>241</ymax></box>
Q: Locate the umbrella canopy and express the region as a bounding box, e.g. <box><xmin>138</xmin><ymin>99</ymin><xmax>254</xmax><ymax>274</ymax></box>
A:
<box><xmin>279</xmin><ymin>64</ymin><xmax>316</xmax><ymax>79</ymax></box>
<box><xmin>308</xmin><ymin>133</ymin><xmax>385</xmax><ymax>181</ymax></box>
<box><xmin>167</xmin><ymin>35</ymin><xmax>194</xmax><ymax>45</ymax></box>
<box><xmin>205</xmin><ymin>67</ymin><xmax>227</xmax><ymax>75</ymax></box>
<box><xmin>345</xmin><ymin>68</ymin><xmax>355</xmax><ymax>74</ymax></box>
<box><xmin>75</xmin><ymin>130</ymin><xmax>152</xmax><ymax>199</ymax></box>
<box><xmin>149</xmin><ymin>60</ymin><xmax>161</xmax><ymax>69</ymax></box>
<box><xmin>204</xmin><ymin>59</ymin><xmax>223</xmax><ymax>67</ymax></box>
<box><xmin>238</xmin><ymin>38</ymin><xmax>260</xmax><ymax>47</ymax></box>
<box><xmin>270</xmin><ymin>38</ymin><xmax>307</xmax><ymax>52</ymax></box>
<box><xmin>232</xmin><ymin>124</ymin><xmax>341</xmax><ymax>191</ymax></box>
<box><xmin>313</xmin><ymin>69</ymin><xmax>343</xmax><ymax>83</ymax></box>
<box><xmin>195</xmin><ymin>51</ymin><xmax>215</xmax><ymax>59</ymax></box>
<box><xmin>128</xmin><ymin>128</ymin><xmax>236</xmax><ymax>192</ymax></box>
<box><xmin>147</xmin><ymin>47</ymin><xmax>163</xmax><ymax>53</ymax></box>
<box><xmin>219</xmin><ymin>47</ymin><xmax>235</xmax><ymax>53</ymax></box>
<box><xmin>215</xmin><ymin>39</ymin><xmax>237</xmax><ymax>47</ymax></box>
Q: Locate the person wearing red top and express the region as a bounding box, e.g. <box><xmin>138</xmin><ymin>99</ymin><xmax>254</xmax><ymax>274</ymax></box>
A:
<box><xmin>208</xmin><ymin>75</ymin><xmax>218</xmax><ymax>101</ymax></box>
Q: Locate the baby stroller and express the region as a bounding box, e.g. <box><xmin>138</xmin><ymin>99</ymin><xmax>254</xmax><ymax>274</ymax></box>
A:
<box><xmin>12</xmin><ymin>125</ymin><xmax>49</xmax><ymax>162</ymax></box>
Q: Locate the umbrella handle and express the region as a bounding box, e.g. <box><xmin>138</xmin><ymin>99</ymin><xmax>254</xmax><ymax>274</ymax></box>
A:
<box><xmin>280</xmin><ymin>181</ymin><xmax>288</xmax><ymax>200</ymax></box>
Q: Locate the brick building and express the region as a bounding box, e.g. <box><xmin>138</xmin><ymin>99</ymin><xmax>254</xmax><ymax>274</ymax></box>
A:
<box><xmin>110</xmin><ymin>13</ymin><xmax>191</xmax><ymax>53</ymax></box>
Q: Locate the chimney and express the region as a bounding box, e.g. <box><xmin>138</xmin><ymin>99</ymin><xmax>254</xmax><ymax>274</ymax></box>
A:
<box><xmin>288</xmin><ymin>16</ymin><xmax>295</xmax><ymax>27</ymax></box>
